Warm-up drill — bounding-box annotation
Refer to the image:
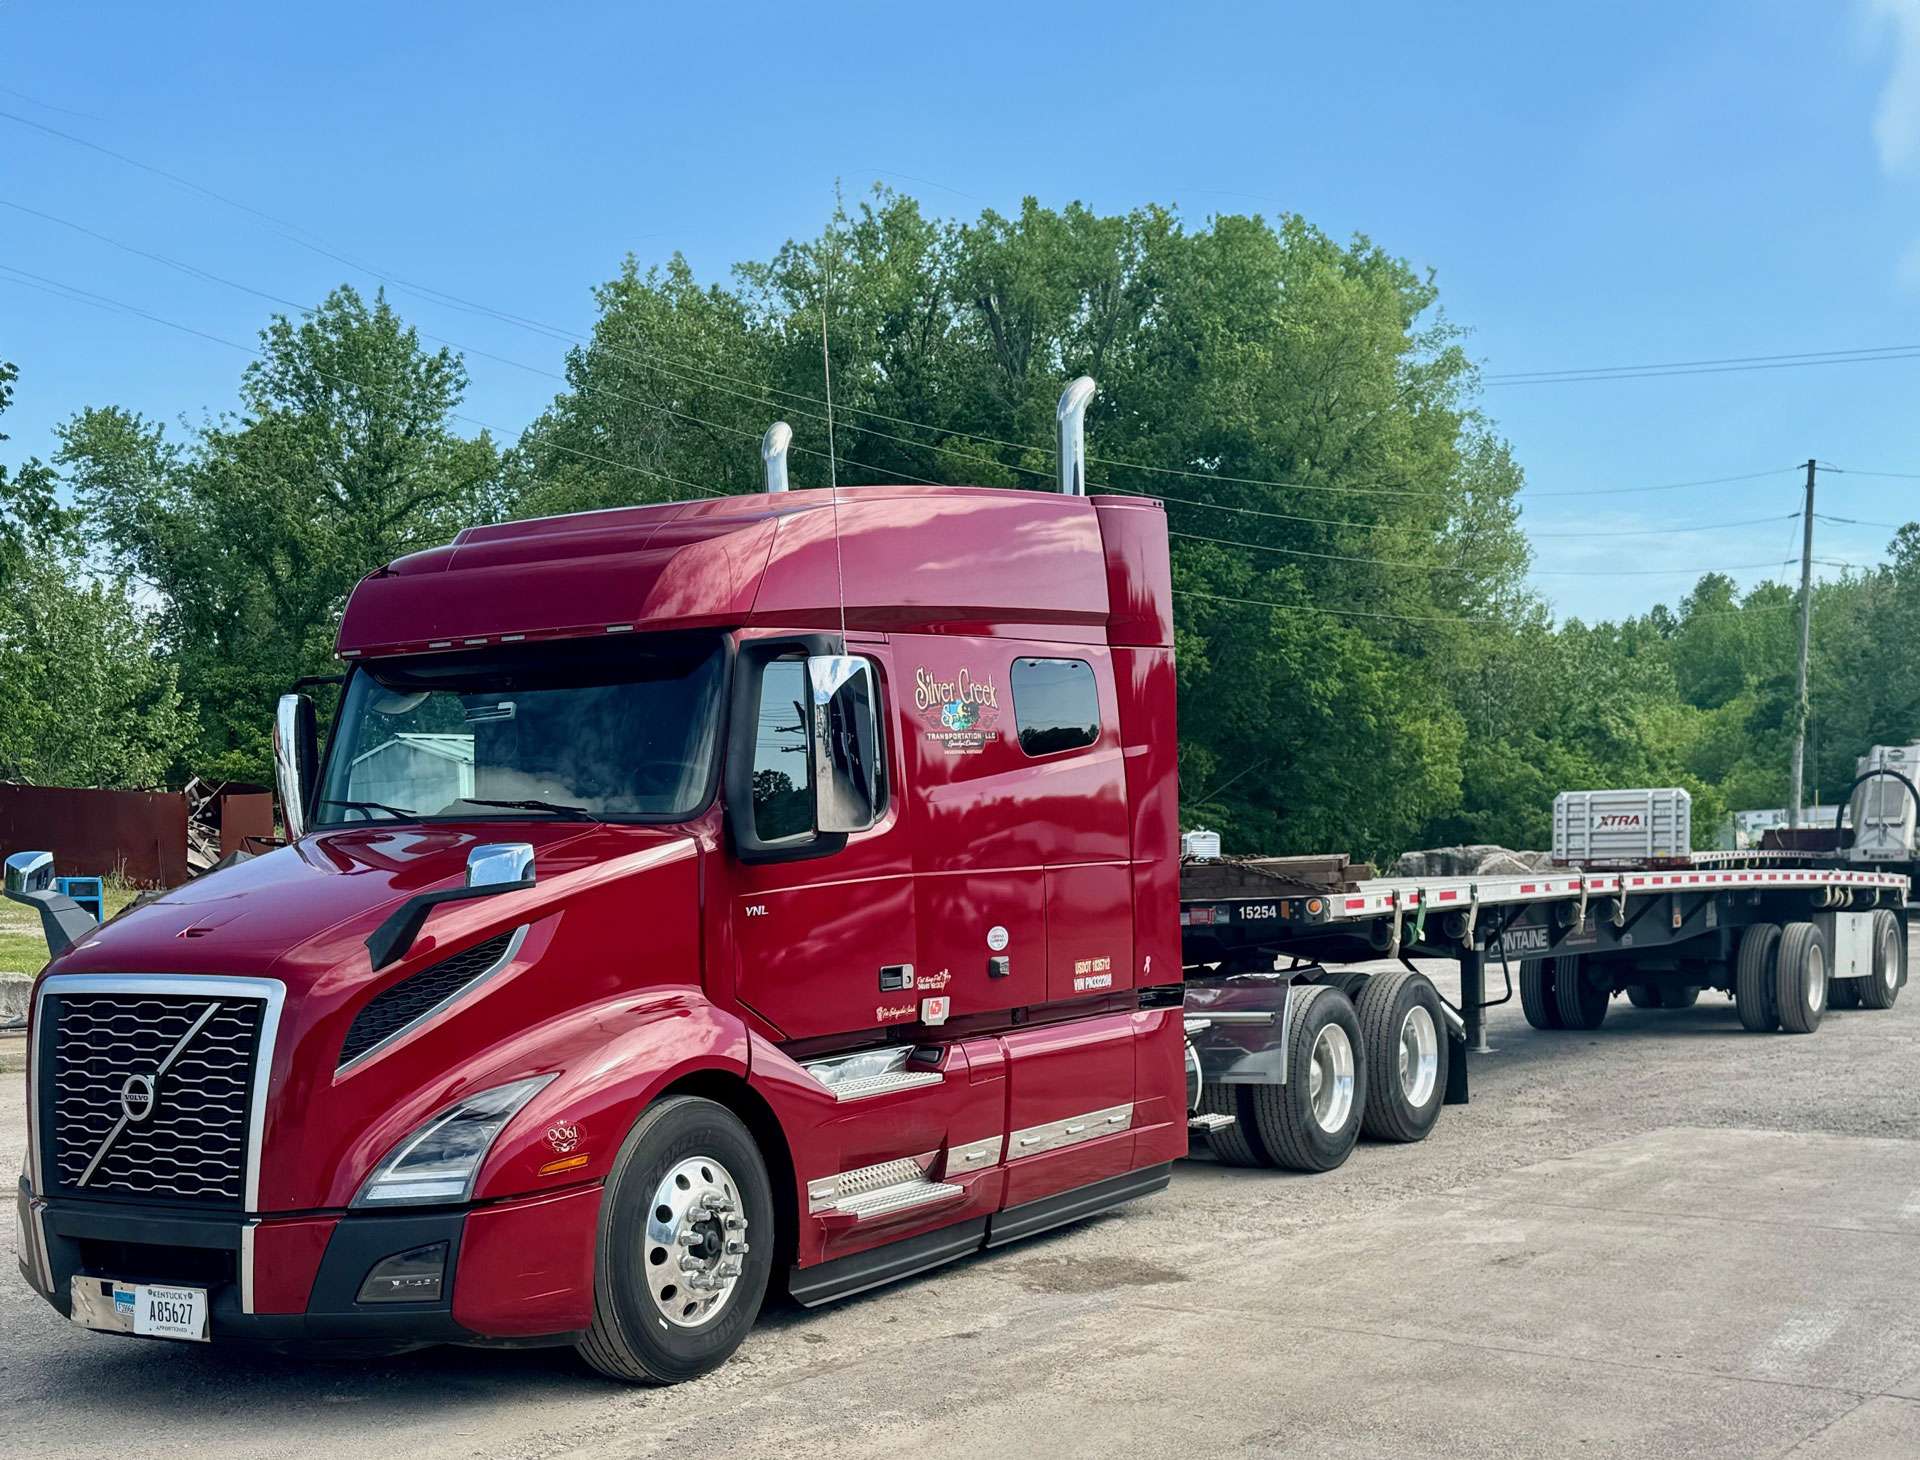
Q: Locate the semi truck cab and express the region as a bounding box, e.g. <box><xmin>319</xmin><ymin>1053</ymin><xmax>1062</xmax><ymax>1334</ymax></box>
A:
<box><xmin>13</xmin><ymin>380</ymin><xmax>1190</xmax><ymax>1381</ymax></box>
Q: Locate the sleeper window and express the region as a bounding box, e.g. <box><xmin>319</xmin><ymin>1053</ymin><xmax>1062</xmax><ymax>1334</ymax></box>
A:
<box><xmin>750</xmin><ymin>659</ymin><xmax>812</xmax><ymax>840</ymax></box>
<box><xmin>1011</xmin><ymin>658</ymin><xmax>1099</xmax><ymax>757</ymax></box>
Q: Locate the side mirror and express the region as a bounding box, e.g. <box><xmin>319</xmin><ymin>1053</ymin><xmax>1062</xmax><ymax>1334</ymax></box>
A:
<box><xmin>807</xmin><ymin>655</ymin><xmax>884</xmax><ymax>834</ymax></box>
<box><xmin>467</xmin><ymin>842</ymin><xmax>535</xmax><ymax>889</ymax></box>
<box><xmin>274</xmin><ymin>693</ymin><xmax>319</xmax><ymax>841</ymax></box>
<box><xmin>4</xmin><ymin>849</ymin><xmax>54</xmax><ymax>896</ymax></box>
<box><xmin>3</xmin><ymin>850</ymin><xmax>98</xmax><ymax>961</ymax></box>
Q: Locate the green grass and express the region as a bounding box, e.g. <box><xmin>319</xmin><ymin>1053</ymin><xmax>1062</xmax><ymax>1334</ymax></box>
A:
<box><xmin>0</xmin><ymin>884</ymin><xmax>141</xmax><ymax>976</ymax></box>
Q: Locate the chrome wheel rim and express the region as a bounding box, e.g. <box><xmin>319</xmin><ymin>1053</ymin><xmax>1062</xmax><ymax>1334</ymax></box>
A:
<box><xmin>1307</xmin><ymin>1023</ymin><xmax>1356</xmax><ymax>1133</ymax></box>
<box><xmin>1884</xmin><ymin>927</ymin><xmax>1900</xmax><ymax>992</ymax></box>
<box><xmin>1399</xmin><ymin>1005</ymin><xmax>1439</xmax><ymax>1107</ymax></box>
<box><xmin>1806</xmin><ymin>944</ymin><xmax>1827</xmax><ymax>1014</ymax></box>
<box><xmin>643</xmin><ymin>1156</ymin><xmax>748</xmax><ymax>1329</ymax></box>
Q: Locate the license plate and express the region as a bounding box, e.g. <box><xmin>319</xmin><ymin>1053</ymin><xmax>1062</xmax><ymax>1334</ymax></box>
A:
<box><xmin>70</xmin><ymin>1277</ymin><xmax>210</xmax><ymax>1343</ymax></box>
<box><xmin>134</xmin><ymin>1284</ymin><xmax>209</xmax><ymax>1342</ymax></box>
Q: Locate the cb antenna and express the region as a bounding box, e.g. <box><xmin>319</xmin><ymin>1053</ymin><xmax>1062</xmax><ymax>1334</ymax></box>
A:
<box><xmin>818</xmin><ymin>245</ymin><xmax>847</xmax><ymax>649</ymax></box>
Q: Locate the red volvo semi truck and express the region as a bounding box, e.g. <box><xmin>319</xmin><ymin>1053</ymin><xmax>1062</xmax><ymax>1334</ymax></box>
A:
<box><xmin>9</xmin><ymin>379</ymin><xmax>1906</xmax><ymax>1383</ymax></box>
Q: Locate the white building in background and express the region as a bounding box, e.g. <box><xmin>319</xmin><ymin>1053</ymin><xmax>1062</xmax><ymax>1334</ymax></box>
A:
<box><xmin>349</xmin><ymin>732</ymin><xmax>474</xmax><ymax>812</ymax></box>
<box><xmin>1722</xmin><ymin>805</ymin><xmax>1840</xmax><ymax>850</ymax></box>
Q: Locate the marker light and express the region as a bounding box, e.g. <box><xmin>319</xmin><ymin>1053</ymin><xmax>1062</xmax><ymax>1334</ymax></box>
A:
<box><xmin>352</xmin><ymin>1075</ymin><xmax>553</xmax><ymax>1208</ymax></box>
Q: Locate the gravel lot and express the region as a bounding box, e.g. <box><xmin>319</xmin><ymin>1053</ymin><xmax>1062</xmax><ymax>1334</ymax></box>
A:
<box><xmin>4</xmin><ymin>947</ymin><xmax>1920</xmax><ymax>1459</ymax></box>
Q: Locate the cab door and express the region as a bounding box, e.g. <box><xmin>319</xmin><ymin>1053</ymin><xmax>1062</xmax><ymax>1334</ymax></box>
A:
<box><xmin>728</xmin><ymin>636</ymin><xmax>919</xmax><ymax>1043</ymax></box>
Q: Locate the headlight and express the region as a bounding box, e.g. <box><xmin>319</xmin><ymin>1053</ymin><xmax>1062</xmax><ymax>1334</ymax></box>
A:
<box><xmin>352</xmin><ymin>1076</ymin><xmax>553</xmax><ymax>1208</ymax></box>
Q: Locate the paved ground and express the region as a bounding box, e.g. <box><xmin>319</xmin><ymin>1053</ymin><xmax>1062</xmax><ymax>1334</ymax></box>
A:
<box><xmin>5</xmin><ymin>956</ymin><xmax>1920</xmax><ymax>1458</ymax></box>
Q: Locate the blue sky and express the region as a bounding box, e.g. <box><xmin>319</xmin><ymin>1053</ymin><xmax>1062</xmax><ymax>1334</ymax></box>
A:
<box><xmin>2</xmin><ymin>0</ymin><xmax>1916</xmax><ymax>620</ymax></box>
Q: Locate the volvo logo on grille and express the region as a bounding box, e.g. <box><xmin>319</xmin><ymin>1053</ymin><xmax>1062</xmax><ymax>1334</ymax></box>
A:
<box><xmin>119</xmin><ymin>1073</ymin><xmax>157</xmax><ymax>1123</ymax></box>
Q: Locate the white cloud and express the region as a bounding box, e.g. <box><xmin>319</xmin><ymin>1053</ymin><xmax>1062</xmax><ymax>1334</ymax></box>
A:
<box><xmin>1868</xmin><ymin>0</ymin><xmax>1920</xmax><ymax>173</ymax></box>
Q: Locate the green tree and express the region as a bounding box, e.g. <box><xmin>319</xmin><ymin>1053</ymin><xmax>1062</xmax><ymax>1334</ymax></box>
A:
<box><xmin>57</xmin><ymin>287</ymin><xmax>502</xmax><ymax>781</ymax></box>
<box><xmin>0</xmin><ymin>362</ymin><xmax>188</xmax><ymax>788</ymax></box>
<box><xmin>518</xmin><ymin>190</ymin><xmax>1531</xmax><ymax>862</ymax></box>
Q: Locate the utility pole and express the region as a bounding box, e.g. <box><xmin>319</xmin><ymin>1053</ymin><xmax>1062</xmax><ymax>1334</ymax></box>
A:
<box><xmin>1788</xmin><ymin>458</ymin><xmax>1816</xmax><ymax>828</ymax></box>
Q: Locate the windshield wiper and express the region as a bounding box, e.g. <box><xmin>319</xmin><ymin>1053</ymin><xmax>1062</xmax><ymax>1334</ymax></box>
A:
<box><xmin>319</xmin><ymin>798</ymin><xmax>419</xmax><ymax>821</ymax></box>
<box><xmin>457</xmin><ymin>797</ymin><xmax>600</xmax><ymax>822</ymax></box>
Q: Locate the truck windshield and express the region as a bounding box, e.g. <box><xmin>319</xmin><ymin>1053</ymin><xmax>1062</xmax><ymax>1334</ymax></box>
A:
<box><xmin>314</xmin><ymin>635</ymin><xmax>725</xmax><ymax>826</ymax></box>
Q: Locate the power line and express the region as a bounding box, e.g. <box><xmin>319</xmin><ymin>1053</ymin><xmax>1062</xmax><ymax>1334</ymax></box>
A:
<box><xmin>0</xmin><ymin>197</ymin><xmax>967</xmax><ymax>493</ymax></box>
<box><xmin>1170</xmin><ymin>528</ymin><xmax>1797</xmax><ymax>579</ymax></box>
<box><xmin>1486</xmin><ymin>345</ymin><xmax>1920</xmax><ymax>385</ymax></box>
<box><xmin>1100</xmin><ymin>481</ymin><xmax>1796</xmax><ymax>541</ymax></box>
<box><xmin>1816</xmin><ymin>512</ymin><xmax>1910</xmax><ymax>530</ymax></box>
<box><xmin>0</xmin><ymin>263</ymin><xmax>733</xmax><ymax>503</ymax></box>
<box><xmin>1819</xmin><ymin>465</ymin><xmax>1920</xmax><ymax>480</ymax></box>
<box><xmin>3</xmin><ymin>112</ymin><xmax>1812</xmax><ymax>511</ymax></box>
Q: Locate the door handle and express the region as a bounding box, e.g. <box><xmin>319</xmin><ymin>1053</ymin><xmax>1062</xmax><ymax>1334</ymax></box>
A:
<box><xmin>878</xmin><ymin>964</ymin><xmax>914</xmax><ymax>992</ymax></box>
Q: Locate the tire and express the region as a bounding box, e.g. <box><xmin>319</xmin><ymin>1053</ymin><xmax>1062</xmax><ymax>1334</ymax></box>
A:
<box><xmin>578</xmin><ymin>1095</ymin><xmax>775</xmax><ymax>1385</ymax></box>
<box><xmin>1200</xmin><ymin>1081</ymin><xmax>1269</xmax><ymax>1168</ymax></box>
<box><xmin>1735</xmin><ymin>923</ymin><xmax>1782</xmax><ymax>1033</ymax></box>
<box><xmin>1520</xmin><ymin>960</ymin><xmax>1562</xmax><ymax>1030</ymax></box>
<box><xmin>1626</xmin><ymin>984</ymin><xmax>1660</xmax><ymax>1009</ymax></box>
<box><xmin>1354</xmin><ymin>970</ymin><xmax>1448</xmax><ymax>1143</ymax></box>
<box><xmin>1662</xmin><ymin>985</ymin><xmax>1700</xmax><ymax>1009</ymax></box>
<box><xmin>1860</xmin><ymin>908</ymin><xmax>1904</xmax><ymax>1010</ymax></box>
<box><xmin>1552</xmin><ymin>955</ymin><xmax>1608</xmax><ymax>1031</ymax></box>
<box><xmin>1775</xmin><ymin>921</ymin><xmax>1827</xmax><ymax>1035</ymax></box>
<box><xmin>1245</xmin><ymin>984</ymin><xmax>1366</xmax><ymax>1173</ymax></box>
<box><xmin>1829</xmin><ymin>980</ymin><xmax>1862</xmax><ymax>1011</ymax></box>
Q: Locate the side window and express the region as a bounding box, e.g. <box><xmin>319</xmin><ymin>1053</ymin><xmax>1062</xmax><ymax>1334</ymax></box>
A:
<box><xmin>751</xmin><ymin>658</ymin><xmax>812</xmax><ymax>840</ymax></box>
<box><xmin>1011</xmin><ymin>658</ymin><xmax>1099</xmax><ymax>757</ymax></box>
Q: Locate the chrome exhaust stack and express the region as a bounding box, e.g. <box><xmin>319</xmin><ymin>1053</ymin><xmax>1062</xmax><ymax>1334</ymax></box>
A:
<box><xmin>1056</xmin><ymin>376</ymin><xmax>1096</xmax><ymax>495</ymax></box>
<box><xmin>762</xmin><ymin>422</ymin><xmax>793</xmax><ymax>493</ymax></box>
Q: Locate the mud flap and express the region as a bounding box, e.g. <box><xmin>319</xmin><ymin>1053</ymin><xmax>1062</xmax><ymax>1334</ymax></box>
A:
<box><xmin>1445</xmin><ymin>1029</ymin><xmax>1470</xmax><ymax>1105</ymax></box>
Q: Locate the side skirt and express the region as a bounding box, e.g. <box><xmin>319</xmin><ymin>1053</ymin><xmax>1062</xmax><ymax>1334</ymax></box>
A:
<box><xmin>986</xmin><ymin>1163</ymin><xmax>1172</xmax><ymax>1249</ymax></box>
<box><xmin>785</xmin><ymin>1163</ymin><xmax>1173</xmax><ymax>1307</ymax></box>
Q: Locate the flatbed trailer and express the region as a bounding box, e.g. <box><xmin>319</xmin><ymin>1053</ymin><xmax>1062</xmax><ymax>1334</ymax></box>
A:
<box><xmin>1172</xmin><ymin>854</ymin><xmax>1910</xmax><ymax>1172</ymax></box>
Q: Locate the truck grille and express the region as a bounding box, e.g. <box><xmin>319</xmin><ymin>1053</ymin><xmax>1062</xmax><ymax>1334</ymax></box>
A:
<box><xmin>45</xmin><ymin>993</ymin><xmax>264</xmax><ymax>1206</ymax></box>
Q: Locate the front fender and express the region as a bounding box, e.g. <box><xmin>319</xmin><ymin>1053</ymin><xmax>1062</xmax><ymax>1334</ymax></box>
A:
<box><xmin>469</xmin><ymin>990</ymin><xmax>751</xmax><ymax>1204</ymax></box>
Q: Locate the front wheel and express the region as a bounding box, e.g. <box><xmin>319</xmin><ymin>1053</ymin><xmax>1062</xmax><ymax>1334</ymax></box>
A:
<box><xmin>579</xmin><ymin>1095</ymin><xmax>774</xmax><ymax>1384</ymax></box>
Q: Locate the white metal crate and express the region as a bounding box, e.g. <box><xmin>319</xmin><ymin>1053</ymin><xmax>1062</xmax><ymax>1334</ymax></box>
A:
<box><xmin>1552</xmin><ymin>788</ymin><xmax>1691</xmax><ymax>865</ymax></box>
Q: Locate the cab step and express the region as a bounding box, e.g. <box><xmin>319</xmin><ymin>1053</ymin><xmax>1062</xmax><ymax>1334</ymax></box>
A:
<box><xmin>801</xmin><ymin>1049</ymin><xmax>945</xmax><ymax>1102</ymax></box>
<box><xmin>808</xmin><ymin>1155</ymin><xmax>964</xmax><ymax>1225</ymax></box>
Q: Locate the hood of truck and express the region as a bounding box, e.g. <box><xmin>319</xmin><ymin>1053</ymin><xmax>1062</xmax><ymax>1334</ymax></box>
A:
<box><xmin>47</xmin><ymin>821</ymin><xmax>627</xmax><ymax>987</ymax></box>
<box><xmin>39</xmin><ymin>818</ymin><xmax>708</xmax><ymax>1212</ymax></box>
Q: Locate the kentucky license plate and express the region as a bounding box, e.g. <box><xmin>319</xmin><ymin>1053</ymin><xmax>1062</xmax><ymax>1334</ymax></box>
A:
<box><xmin>75</xmin><ymin>1278</ymin><xmax>211</xmax><ymax>1342</ymax></box>
<box><xmin>132</xmin><ymin>1283</ymin><xmax>209</xmax><ymax>1341</ymax></box>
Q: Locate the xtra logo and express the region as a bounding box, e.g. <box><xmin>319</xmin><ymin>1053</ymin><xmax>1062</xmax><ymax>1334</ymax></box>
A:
<box><xmin>1595</xmin><ymin>814</ymin><xmax>1645</xmax><ymax>828</ymax></box>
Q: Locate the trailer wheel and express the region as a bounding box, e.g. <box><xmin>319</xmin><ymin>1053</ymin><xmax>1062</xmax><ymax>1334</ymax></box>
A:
<box><xmin>1775</xmin><ymin>921</ymin><xmax>1827</xmax><ymax>1035</ymax></box>
<box><xmin>1354</xmin><ymin>970</ymin><xmax>1448</xmax><ymax>1143</ymax></box>
<box><xmin>1859</xmin><ymin>907</ymin><xmax>1904</xmax><ymax>1010</ymax></box>
<box><xmin>1199</xmin><ymin>1082</ymin><xmax>1268</xmax><ymax>1168</ymax></box>
<box><xmin>1735</xmin><ymin>923</ymin><xmax>1782</xmax><ymax>1033</ymax></box>
<box><xmin>1245</xmin><ymin>985</ymin><xmax>1365</xmax><ymax>1173</ymax></box>
<box><xmin>1519</xmin><ymin>961</ymin><xmax>1562</xmax><ymax>1030</ymax></box>
<box><xmin>1663</xmin><ymin>985</ymin><xmax>1701</xmax><ymax>1009</ymax></box>
<box><xmin>578</xmin><ymin>1095</ymin><xmax>774</xmax><ymax>1385</ymax></box>
<box><xmin>1552</xmin><ymin>955</ymin><xmax>1608</xmax><ymax>1031</ymax></box>
<box><xmin>1625</xmin><ymin>984</ymin><xmax>1660</xmax><ymax>1009</ymax></box>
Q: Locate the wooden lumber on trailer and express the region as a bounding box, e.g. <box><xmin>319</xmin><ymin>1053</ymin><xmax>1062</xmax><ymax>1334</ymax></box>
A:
<box><xmin>1179</xmin><ymin>854</ymin><xmax>1373</xmax><ymax>902</ymax></box>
